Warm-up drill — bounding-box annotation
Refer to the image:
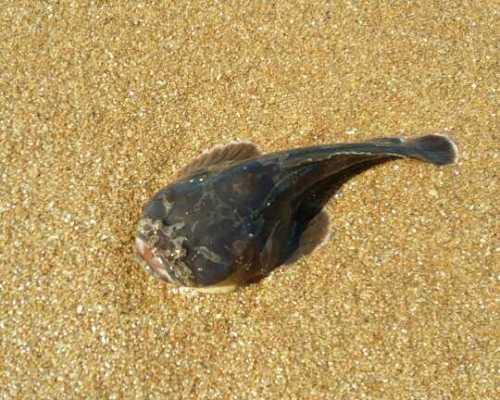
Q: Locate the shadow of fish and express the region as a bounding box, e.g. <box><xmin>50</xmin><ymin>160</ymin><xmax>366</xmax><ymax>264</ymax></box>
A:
<box><xmin>135</xmin><ymin>134</ymin><xmax>458</xmax><ymax>293</ymax></box>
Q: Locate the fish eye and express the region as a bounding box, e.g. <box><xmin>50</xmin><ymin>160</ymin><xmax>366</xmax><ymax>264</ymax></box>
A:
<box><xmin>143</xmin><ymin>199</ymin><xmax>168</xmax><ymax>220</ymax></box>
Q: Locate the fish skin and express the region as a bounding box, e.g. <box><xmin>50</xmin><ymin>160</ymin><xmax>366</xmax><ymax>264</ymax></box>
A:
<box><xmin>136</xmin><ymin>135</ymin><xmax>458</xmax><ymax>290</ymax></box>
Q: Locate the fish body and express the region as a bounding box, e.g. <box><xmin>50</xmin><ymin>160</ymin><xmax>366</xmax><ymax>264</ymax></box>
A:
<box><xmin>136</xmin><ymin>135</ymin><xmax>457</xmax><ymax>293</ymax></box>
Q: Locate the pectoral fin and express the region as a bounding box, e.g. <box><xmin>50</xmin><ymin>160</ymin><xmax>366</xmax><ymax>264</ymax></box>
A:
<box><xmin>284</xmin><ymin>210</ymin><xmax>331</xmax><ymax>265</ymax></box>
<box><xmin>282</xmin><ymin>158</ymin><xmax>391</xmax><ymax>264</ymax></box>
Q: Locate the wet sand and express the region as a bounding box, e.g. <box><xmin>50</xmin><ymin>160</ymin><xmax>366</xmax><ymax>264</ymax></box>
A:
<box><xmin>0</xmin><ymin>2</ymin><xmax>497</xmax><ymax>399</ymax></box>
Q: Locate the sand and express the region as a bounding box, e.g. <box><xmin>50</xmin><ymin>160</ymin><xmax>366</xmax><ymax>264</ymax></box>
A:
<box><xmin>0</xmin><ymin>1</ymin><xmax>498</xmax><ymax>399</ymax></box>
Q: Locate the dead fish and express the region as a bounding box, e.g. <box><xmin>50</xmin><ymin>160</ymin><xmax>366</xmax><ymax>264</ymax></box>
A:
<box><xmin>136</xmin><ymin>134</ymin><xmax>458</xmax><ymax>293</ymax></box>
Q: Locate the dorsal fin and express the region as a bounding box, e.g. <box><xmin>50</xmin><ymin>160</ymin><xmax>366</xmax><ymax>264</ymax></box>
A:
<box><xmin>176</xmin><ymin>141</ymin><xmax>261</xmax><ymax>178</ymax></box>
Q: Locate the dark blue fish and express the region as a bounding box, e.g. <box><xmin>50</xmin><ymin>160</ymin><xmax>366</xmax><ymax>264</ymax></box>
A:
<box><xmin>136</xmin><ymin>135</ymin><xmax>457</xmax><ymax>293</ymax></box>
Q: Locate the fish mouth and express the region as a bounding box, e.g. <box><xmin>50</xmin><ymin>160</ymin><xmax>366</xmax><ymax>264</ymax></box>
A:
<box><xmin>135</xmin><ymin>237</ymin><xmax>176</xmax><ymax>283</ymax></box>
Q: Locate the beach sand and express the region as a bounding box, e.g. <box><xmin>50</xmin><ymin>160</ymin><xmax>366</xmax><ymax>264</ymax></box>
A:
<box><xmin>0</xmin><ymin>1</ymin><xmax>497</xmax><ymax>399</ymax></box>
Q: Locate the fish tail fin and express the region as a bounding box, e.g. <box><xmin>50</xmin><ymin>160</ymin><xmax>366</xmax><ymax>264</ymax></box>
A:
<box><xmin>404</xmin><ymin>134</ymin><xmax>458</xmax><ymax>165</ymax></box>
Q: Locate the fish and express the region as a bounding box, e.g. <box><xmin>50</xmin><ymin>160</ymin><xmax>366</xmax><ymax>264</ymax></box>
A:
<box><xmin>135</xmin><ymin>134</ymin><xmax>458</xmax><ymax>293</ymax></box>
